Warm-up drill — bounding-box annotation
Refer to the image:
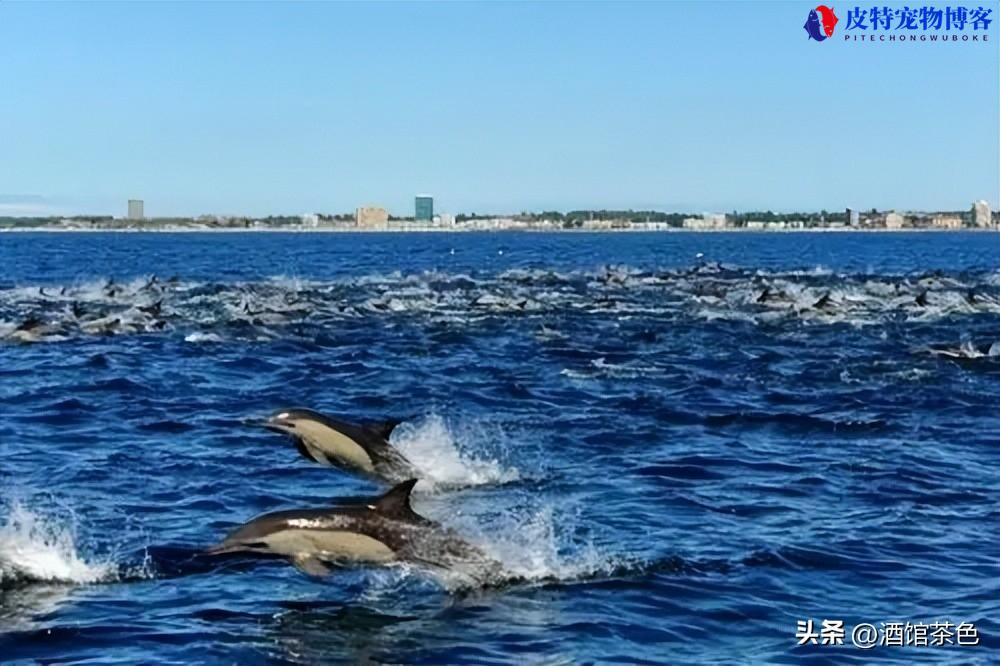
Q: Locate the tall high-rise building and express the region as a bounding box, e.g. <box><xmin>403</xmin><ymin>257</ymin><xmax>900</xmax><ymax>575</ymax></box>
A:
<box><xmin>972</xmin><ymin>200</ymin><xmax>992</xmax><ymax>227</ymax></box>
<box><xmin>127</xmin><ymin>199</ymin><xmax>144</xmax><ymax>220</ymax></box>
<box><xmin>847</xmin><ymin>207</ymin><xmax>860</xmax><ymax>226</ymax></box>
<box><xmin>415</xmin><ymin>195</ymin><xmax>433</xmax><ymax>221</ymax></box>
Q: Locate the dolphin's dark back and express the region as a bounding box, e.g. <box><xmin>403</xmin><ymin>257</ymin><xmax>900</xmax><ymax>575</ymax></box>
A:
<box><xmin>279</xmin><ymin>408</ymin><xmax>400</xmax><ymax>454</ymax></box>
<box><xmin>209</xmin><ymin>479</ymin><xmax>502</xmax><ymax>580</ymax></box>
<box><xmin>216</xmin><ymin>480</ymin><xmax>432</xmax><ymax>553</ymax></box>
<box><xmin>277</xmin><ymin>408</ymin><xmax>416</xmax><ymax>478</ymax></box>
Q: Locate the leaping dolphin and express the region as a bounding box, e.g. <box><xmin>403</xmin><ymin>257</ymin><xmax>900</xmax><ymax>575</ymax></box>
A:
<box><xmin>261</xmin><ymin>408</ymin><xmax>418</xmax><ymax>482</ymax></box>
<box><xmin>205</xmin><ymin>479</ymin><xmax>502</xmax><ymax>582</ymax></box>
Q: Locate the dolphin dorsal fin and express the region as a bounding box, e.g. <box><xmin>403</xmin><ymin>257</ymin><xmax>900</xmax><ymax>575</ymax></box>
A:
<box><xmin>372</xmin><ymin>479</ymin><xmax>421</xmax><ymax>520</ymax></box>
<box><xmin>366</xmin><ymin>418</ymin><xmax>404</xmax><ymax>441</ymax></box>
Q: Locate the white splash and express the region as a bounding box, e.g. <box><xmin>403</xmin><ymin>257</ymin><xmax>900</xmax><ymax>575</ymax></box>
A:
<box><xmin>184</xmin><ymin>332</ymin><xmax>223</xmax><ymax>343</ymax></box>
<box><xmin>0</xmin><ymin>502</ymin><xmax>115</xmax><ymax>586</ymax></box>
<box><xmin>474</xmin><ymin>505</ymin><xmax>623</xmax><ymax>583</ymax></box>
<box><xmin>562</xmin><ymin>357</ymin><xmax>665</xmax><ymax>380</ymax></box>
<box><xmin>413</xmin><ymin>502</ymin><xmax>630</xmax><ymax>592</ymax></box>
<box><xmin>391</xmin><ymin>415</ymin><xmax>520</xmax><ymax>491</ymax></box>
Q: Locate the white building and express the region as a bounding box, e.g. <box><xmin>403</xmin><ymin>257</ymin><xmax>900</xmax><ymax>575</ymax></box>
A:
<box><xmin>972</xmin><ymin>200</ymin><xmax>992</xmax><ymax>227</ymax></box>
<box><xmin>631</xmin><ymin>221</ymin><xmax>672</xmax><ymax>230</ymax></box>
<box><xmin>885</xmin><ymin>212</ymin><xmax>905</xmax><ymax>229</ymax></box>
<box><xmin>932</xmin><ymin>215</ymin><xmax>962</xmax><ymax>229</ymax></box>
<box><xmin>127</xmin><ymin>199</ymin><xmax>144</xmax><ymax>220</ymax></box>
<box><xmin>582</xmin><ymin>219</ymin><xmax>615</xmax><ymax>230</ymax></box>
<box><xmin>683</xmin><ymin>213</ymin><xmax>728</xmax><ymax>229</ymax></box>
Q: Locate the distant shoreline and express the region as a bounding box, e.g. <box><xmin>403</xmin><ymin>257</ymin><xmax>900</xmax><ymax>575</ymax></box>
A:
<box><xmin>1</xmin><ymin>226</ymin><xmax>996</xmax><ymax>234</ymax></box>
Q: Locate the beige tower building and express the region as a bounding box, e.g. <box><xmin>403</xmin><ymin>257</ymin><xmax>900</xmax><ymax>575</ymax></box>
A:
<box><xmin>356</xmin><ymin>206</ymin><xmax>389</xmax><ymax>228</ymax></box>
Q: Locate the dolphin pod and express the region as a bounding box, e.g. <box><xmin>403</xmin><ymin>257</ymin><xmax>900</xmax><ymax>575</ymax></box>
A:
<box><xmin>207</xmin><ymin>409</ymin><xmax>502</xmax><ymax>584</ymax></box>
<box><xmin>6</xmin><ymin>266</ymin><xmax>1000</xmax><ymax>345</ymax></box>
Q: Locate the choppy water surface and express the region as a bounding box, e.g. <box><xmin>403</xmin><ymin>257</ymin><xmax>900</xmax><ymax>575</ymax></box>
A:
<box><xmin>1</xmin><ymin>232</ymin><xmax>998</xmax><ymax>664</ymax></box>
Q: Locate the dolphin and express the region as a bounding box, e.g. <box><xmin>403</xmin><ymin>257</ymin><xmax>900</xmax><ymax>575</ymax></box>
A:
<box><xmin>6</xmin><ymin>315</ymin><xmax>64</xmax><ymax>343</ymax></box>
<box><xmin>812</xmin><ymin>291</ymin><xmax>834</xmax><ymax>310</ymax></box>
<box><xmin>925</xmin><ymin>340</ymin><xmax>1000</xmax><ymax>360</ymax></box>
<box><xmin>205</xmin><ymin>479</ymin><xmax>502</xmax><ymax>581</ymax></box>
<box><xmin>14</xmin><ymin>315</ymin><xmax>45</xmax><ymax>333</ymax></box>
<box><xmin>138</xmin><ymin>299</ymin><xmax>163</xmax><ymax>317</ymax></box>
<box><xmin>79</xmin><ymin>315</ymin><xmax>122</xmax><ymax>336</ymax></box>
<box><xmin>261</xmin><ymin>408</ymin><xmax>418</xmax><ymax>482</ymax></box>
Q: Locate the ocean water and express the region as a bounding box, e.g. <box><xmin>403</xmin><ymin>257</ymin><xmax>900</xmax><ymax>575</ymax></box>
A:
<box><xmin>0</xmin><ymin>231</ymin><xmax>998</xmax><ymax>665</ymax></box>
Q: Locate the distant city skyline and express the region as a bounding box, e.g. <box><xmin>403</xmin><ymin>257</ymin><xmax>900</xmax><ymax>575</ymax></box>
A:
<box><xmin>16</xmin><ymin>197</ymin><xmax>995</xmax><ymax>221</ymax></box>
<box><xmin>0</xmin><ymin>2</ymin><xmax>997</xmax><ymax>217</ymax></box>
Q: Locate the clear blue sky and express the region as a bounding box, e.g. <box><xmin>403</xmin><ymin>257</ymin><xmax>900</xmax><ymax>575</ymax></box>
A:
<box><xmin>1</xmin><ymin>1</ymin><xmax>997</xmax><ymax>217</ymax></box>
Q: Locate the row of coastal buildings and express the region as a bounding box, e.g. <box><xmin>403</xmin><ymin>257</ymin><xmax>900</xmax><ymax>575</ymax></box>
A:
<box><xmin>681</xmin><ymin>201</ymin><xmax>995</xmax><ymax>231</ymax></box>
<box><xmin>350</xmin><ymin>200</ymin><xmax>995</xmax><ymax>231</ymax></box>
<box><xmin>335</xmin><ymin>199</ymin><xmax>998</xmax><ymax>231</ymax></box>
<box><xmin>32</xmin><ymin>197</ymin><xmax>994</xmax><ymax>231</ymax></box>
<box><xmin>105</xmin><ymin>196</ymin><xmax>456</xmax><ymax>230</ymax></box>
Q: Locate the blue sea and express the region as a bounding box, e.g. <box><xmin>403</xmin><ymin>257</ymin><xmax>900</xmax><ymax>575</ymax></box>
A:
<box><xmin>1</xmin><ymin>232</ymin><xmax>998</xmax><ymax>665</ymax></box>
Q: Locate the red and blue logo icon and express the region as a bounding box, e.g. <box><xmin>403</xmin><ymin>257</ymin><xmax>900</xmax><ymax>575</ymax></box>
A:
<box><xmin>804</xmin><ymin>5</ymin><xmax>840</xmax><ymax>40</ymax></box>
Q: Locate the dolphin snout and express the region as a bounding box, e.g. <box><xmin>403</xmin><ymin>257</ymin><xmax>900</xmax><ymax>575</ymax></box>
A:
<box><xmin>258</xmin><ymin>411</ymin><xmax>297</xmax><ymax>434</ymax></box>
<box><xmin>262</xmin><ymin>420</ymin><xmax>295</xmax><ymax>434</ymax></box>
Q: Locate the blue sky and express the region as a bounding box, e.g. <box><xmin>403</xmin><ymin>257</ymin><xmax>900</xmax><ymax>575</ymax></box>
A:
<box><xmin>0</xmin><ymin>1</ymin><xmax>997</xmax><ymax>217</ymax></box>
